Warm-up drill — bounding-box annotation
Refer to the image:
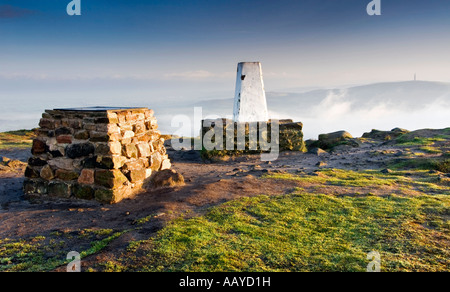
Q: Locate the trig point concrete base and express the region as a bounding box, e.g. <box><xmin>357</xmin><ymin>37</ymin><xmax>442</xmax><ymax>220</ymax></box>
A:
<box><xmin>233</xmin><ymin>62</ymin><xmax>269</xmax><ymax>123</ymax></box>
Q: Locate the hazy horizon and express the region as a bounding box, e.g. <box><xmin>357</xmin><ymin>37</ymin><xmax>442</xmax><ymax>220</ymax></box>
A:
<box><xmin>1</xmin><ymin>1</ymin><xmax>450</xmax><ymax>138</ymax></box>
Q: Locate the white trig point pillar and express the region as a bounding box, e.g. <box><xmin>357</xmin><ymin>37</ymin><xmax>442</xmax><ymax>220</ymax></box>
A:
<box><xmin>233</xmin><ymin>62</ymin><xmax>269</xmax><ymax>122</ymax></box>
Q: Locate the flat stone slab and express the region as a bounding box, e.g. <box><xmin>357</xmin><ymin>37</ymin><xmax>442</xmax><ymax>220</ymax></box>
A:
<box><xmin>53</xmin><ymin>107</ymin><xmax>146</xmax><ymax>112</ymax></box>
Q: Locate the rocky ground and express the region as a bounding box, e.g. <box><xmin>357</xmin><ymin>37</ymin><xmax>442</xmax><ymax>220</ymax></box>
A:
<box><xmin>0</xmin><ymin>127</ymin><xmax>449</xmax><ymax>271</ymax></box>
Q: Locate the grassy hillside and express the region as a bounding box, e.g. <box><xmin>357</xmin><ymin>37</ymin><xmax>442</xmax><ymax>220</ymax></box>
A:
<box><xmin>0</xmin><ymin>130</ymin><xmax>35</xmax><ymax>150</ymax></box>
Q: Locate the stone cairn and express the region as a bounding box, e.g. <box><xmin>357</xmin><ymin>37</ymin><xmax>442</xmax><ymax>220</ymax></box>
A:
<box><xmin>23</xmin><ymin>107</ymin><xmax>170</xmax><ymax>204</ymax></box>
<box><xmin>200</xmin><ymin>119</ymin><xmax>306</xmax><ymax>156</ymax></box>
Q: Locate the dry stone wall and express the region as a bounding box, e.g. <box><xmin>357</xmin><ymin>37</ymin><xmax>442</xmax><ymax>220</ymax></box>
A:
<box><xmin>24</xmin><ymin>108</ymin><xmax>170</xmax><ymax>204</ymax></box>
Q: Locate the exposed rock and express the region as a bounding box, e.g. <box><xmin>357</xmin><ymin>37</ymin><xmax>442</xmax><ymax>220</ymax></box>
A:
<box><xmin>149</xmin><ymin>169</ymin><xmax>185</xmax><ymax>188</ymax></box>
<box><xmin>305</xmin><ymin>139</ymin><xmax>320</xmax><ymax>149</ymax></box>
<box><xmin>316</xmin><ymin>161</ymin><xmax>327</xmax><ymax>167</ymax></box>
<box><xmin>318</xmin><ymin>131</ymin><xmax>353</xmax><ymax>149</ymax></box>
<box><xmin>362</xmin><ymin>128</ymin><xmax>409</xmax><ymax>140</ymax></box>
<box><xmin>308</xmin><ymin>147</ymin><xmax>327</xmax><ymax>155</ymax></box>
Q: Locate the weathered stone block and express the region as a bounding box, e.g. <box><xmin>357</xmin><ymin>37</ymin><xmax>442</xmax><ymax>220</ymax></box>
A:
<box><xmin>144</xmin><ymin>109</ymin><xmax>154</xmax><ymax>118</ymax></box>
<box><xmin>25</xmin><ymin>166</ymin><xmax>40</xmax><ymax>178</ymax></box>
<box><xmin>32</xmin><ymin>139</ymin><xmax>48</xmax><ymax>155</ymax></box>
<box><xmin>66</xmin><ymin>143</ymin><xmax>95</xmax><ymax>159</ymax></box>
<box><xmin>81</xmin><ymin>156</ymin><xmax>97</xmax><ymax>169</ymax></box>
<box><xmin>139</xmin><ymin>158</ymin><xmax>150</xmax><ymax>168</ymax></box>
<box><xmin>136</xmin><ymin>143</ymin><xmax>151</xmax><ymax>158</ymax></box>
<box><xmin>161</xmin><ymin>159</ymin><xmax>171</xmax><ymax>170</ymax></box>
<box><xmin>136</xmin><ymin>133</ymin><xmax>151</xmax><ymax>143</ymax></box>
<box><xmin>128</xmin><ymin>169</ymin><xmax>146</xmax><ymax>183</ymax></box>
<box><xmin>134</xmin><ymin>122</ymin><xmax>146</xmax><ymax>134</ymax></box>
<box><xmin>55</xmin><ymin>127</ymin><xmax>72</xmax><ymax>136</ymax></box>
<box><xmin>84</xmin><ymin>123</ymin><xmax>96</xmax><ymax>131</ymax></box>
<box><xmin>95</xmin><ymin>143</ymin><xmax>111</xmax><ymax>155</ymax></box>
<box><xmin>55</xmin><ymin>169</ymin><xmax>79</xmax><ymax>181</ymax></box>
<box><xmin>95</xmin><ymin>169</ymin><xmax>129</xmax><ymax>189</ymax></box>
<box><xmin>136</xmin><ymin>113</ymin><xmax>145</xmax><ymax>121</ymax></box>
<box><xmin>122</xmin><ymin>130</ymin><xmax>135</xmax><ymax>140</ymax></box>
<box><xmin>107</xmin><ymin>112</ymin><xmax>119</xmax><ymax>124</ymax></box>
<box><xmin>89</xmin><ymin>131</ymin><xmax>109</xmax><ymax>142</ymax></box>
<box><xmin>145</xmin><ymin>168</ymin><xmax>152</xmax><ymax>179</ymax></box>
<box><xmin>56</xmin><ymin>135</ymin><xmax>73</xmax><ymax>144</ymax></box>
<box><xmin>105</xmin><ymin>124</ymin><xmax>118</xmax><ymax>136</ymax></box>
<box><xmin>74</xmin><ymin>130</ymin><xmax>90</xmax><ymax>140</ymax></box>
<box><xmin>49</xmin><ymin>149</ymin><xmax>64</xmax><ymax>158</ymax></box>
<box><xmin>126</xmin><ymin>113</ymin><xmax>137</xmax><ymax>122</ymax></box>
<box><xmin>23</xmin><ymin>180</ymin><xmax>48</xmax><ymax>195</ymax></box>
<box><xmin>150</xmin><ymin>152</ymin><xmax>162</xmax><ymax>171</ymax></box>
<box><xmin>40</xmin><ymin>165</ymin><xmax>55</xmax><ymax>180</ymax></box>
<box><xmin>109</xmin><ymin>141</ymin><xmax>122</xmax><ymax>155</ymax></box>
<box><xmin>39</xmin><ymin>118</ymin><xmax>55</xmax><ymax>129</ymax></box>
<box><xmin>78</xmin><ymin>169</ymin><xmax>95</xmax><ymax>185</ymax></box>
<box><xmin>123</xmin><ymin>144</ymin><xmax>138</xmax><ymax>158</ymax></box>
<box><xmin>23</xmin><ymin>179</ymin><xmax>37</xmax><ymax>194</ymax></box>
<box><xmin>109</xmin><ymin>133</ymin><xmax>122</xmax><ymax>142</ymax></box>
<box><xmin>48</xmin><ymin>182</ymin><xmax>71</xmax><ymax>198</ymax></box>
<box><xmin>96</xmin><ymin>156</ymin><xmax>126</xmax><ymax>169</ymax></box>
<box><xmin>47</xmin><ymin>157</ymin><xmax>75</xmax><ymax>171</ymax></box>
<box><xmin>94</xmin><ymin>188</ymin><xmax>123</xmax><ymax>204</ymax></box>
<box><xmin>73</xmin><ymin>184</ymin><xmax>95</xmax><ymax>200</ymax></box>
<box><xmin>123</xmin><ymin>160</ymin><xmax>144</xmax><ymax>171</ymax></box>
<box><xmin>95</xmin><ymin>117</ymin><xmax>110</xmax><ymax>124</ymax></box>
<box><xmin>28</xmin><ymin>157</ymin><xmax>48</xmax><ymax>167</ymax></box>
<box><xmin>117</xmin><ymin>113</ymin><xmax>127</xmax><ymax>123</ymax></box>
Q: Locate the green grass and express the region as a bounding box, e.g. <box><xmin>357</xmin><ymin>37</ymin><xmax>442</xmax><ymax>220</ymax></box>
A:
<box><xmin>436</xmin><ymin>159</ymin><xmax>450</xmax><ymax>173</ymax></box>
<box><xmin>135</xmin><ymin>193</ymin><xmax>449</xmax><ymax>272</ymax></box>
<box><xmin>265</xmin><ymin>169</ymin><xmax>404</xmax><ymax>187</ymax></box>
<box><xmin>0</xmin><ymin>130</ymin><xmax>35</xmax><ymax>150</ymax></box>
<box><xmin>0</xmin><ymin>229</ymin><xmax>127</xmax><ymax>272</ymax></box>
<box><xmin>389</xmin><ymin>157</ymin><xmax>450</xmax><ymax>174</ymax></box>
<box><xmin>395</xmin><ymin>135</ymin><xmax>447</xmax><ymax>147</ymax></box>
<box><xmin>419</xmin><ymin>146</ymin><xmax>442</xmax><ymax>154</ymax></box>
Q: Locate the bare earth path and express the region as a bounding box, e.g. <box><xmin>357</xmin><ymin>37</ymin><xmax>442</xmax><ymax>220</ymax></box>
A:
<box><xmin>0</xmin><ymin>132</ymin><xmax>448</xmax><ymax>271</ymax></box>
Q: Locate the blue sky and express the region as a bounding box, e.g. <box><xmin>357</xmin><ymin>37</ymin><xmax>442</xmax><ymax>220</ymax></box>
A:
<box><xmin>2</xmin><ymin>0</ymin><xmax>450</xmax><ymax>87</ymax></box>
<box><xmin>1</xmin><ymin>0</ymin><xmax>450</xmax><ymax>132</ymax></box>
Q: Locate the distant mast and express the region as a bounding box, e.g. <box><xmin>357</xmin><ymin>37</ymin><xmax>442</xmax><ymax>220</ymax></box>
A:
<box><xmin>414</xmin><ymin>73</ymin><xmax>416</xmax><ymax>81</ymax></box>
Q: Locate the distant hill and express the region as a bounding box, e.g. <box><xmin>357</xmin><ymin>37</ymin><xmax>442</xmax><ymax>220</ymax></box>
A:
<box><xmin>187</xmin><ymin>81</ymin><xmax>450</xmax><ymax>139</ymax></box>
